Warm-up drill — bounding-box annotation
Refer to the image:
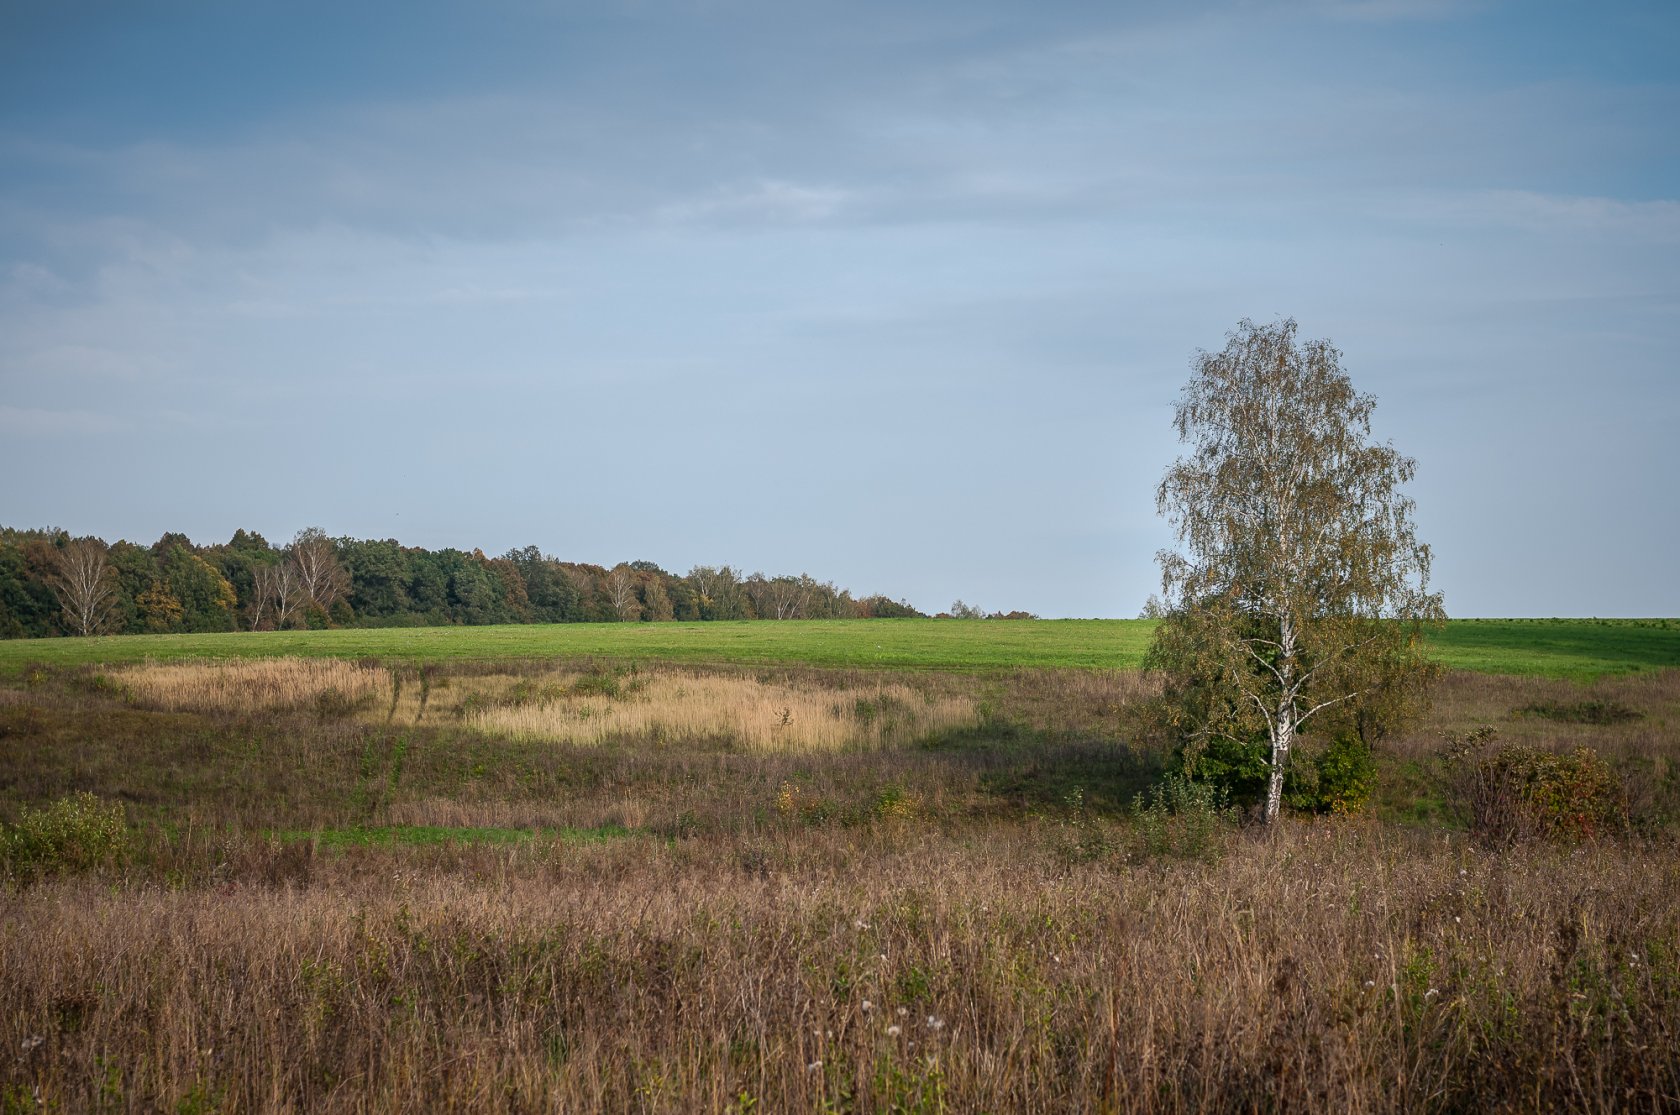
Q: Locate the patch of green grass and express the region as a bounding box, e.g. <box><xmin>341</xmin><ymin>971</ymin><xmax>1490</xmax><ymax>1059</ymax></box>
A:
<box><xmin>0</xmin><ymin>617</ymin><xmax>1673</xmax><ymax>680</ymax></box>
<box><xmin>0</xmin><ymin>620</ymin><xmax>1152</xmax><ymax>675</ymax></box>
<box><xmin>1428</xmin><ymin>619</ymin><xmax>1679</xmax><ymax>680</ymax></box>
<box><xmin>273</xmin><ymin>824</ymin><xmax>633</xmax><ymax>849</ymax></box>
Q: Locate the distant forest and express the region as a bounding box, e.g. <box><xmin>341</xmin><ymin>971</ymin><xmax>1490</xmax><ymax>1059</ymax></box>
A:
<box><xmin>0</xmin><ymin>526</ymin><xmax>1033</xmax><ymax>639</ymax></box>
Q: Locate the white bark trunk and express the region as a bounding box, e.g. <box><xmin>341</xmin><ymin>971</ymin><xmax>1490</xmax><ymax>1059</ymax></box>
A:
<box><xmin>1264</xmin><ymin>613</ymin><xmax>1298</xmax><ymax>825</ymax></box>
<box><xmin>53</xmin><ymin>542</ymin><xmax>115</xmax><ymax>636</ymax></box>
<box><xmin>1265</xmin><ymin>705</ymin><xmax>1293</xmax><ymax>825</ymax></box>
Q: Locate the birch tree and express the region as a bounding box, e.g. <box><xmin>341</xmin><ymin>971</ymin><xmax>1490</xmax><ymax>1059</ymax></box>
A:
<box><xmin>686</xmin><ymin>565</ymin><xmax>744</xmax><ymax>620</ymax></box>
<box><xmin>48</xmin><ymin>537</ymin><xmax>119</xmax><ymax>636</ymax></box>
<box><xmin>1151</xmin><ymin>319</ymin><xmax>1444</xmax><ymax>824</ymax></box>
<box><xmin>745</xmin><ymin>573</ymin><xmax>811</xmax><ymax>620</ymax></box>
<box><xmin>254</xmin><ymin>561</ymin><xmax>308</xmax><ymax>629</ymax></box>
<box><xmin>288</xmin><ymin>528</ymin><xmax>349</xmax><ymax>614</ymax></box>
<box><xmin>605</xmin><ymin>564</ymin><xmax>642</xmax><ymax>622</ymax></box>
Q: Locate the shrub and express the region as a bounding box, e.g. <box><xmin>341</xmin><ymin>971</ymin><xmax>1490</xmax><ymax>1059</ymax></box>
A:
<box><xmin>871</xmin><ymin>784</ymin><xmax>922</xmax><ymax>820</ymax></box>
<box><xmin>1284</xmin><ymin>732</ymin><xmax>1378</xmax><ymax>815</ymax></box>
<box><xmin>1440</xmin><ymin>727</ymin><xmax>1625</xmax><ymax>846</ymax></box>
<box><xmin>573</xmin><ymin>672</ymin><xmax>624</xmax><ymax>700</ymax></box>
<box><xmin>775</xmin><ymin>781</ymin><xmax>835</xmax><ymax>824</ymax></box>
<box><xmin>1174</xmin><ymin>732</ymin><xmax>1271</xmax><ymax>812</ymax></box>
<box><xmin>1053</xmin><ymin>787</ymin><xmax>1118</xmax><ymax>865</ymax></box>
<box><xmin>2</xmin><ymin>792</ymin><xmax>130</xmax><ymax>886</ymax></box>
<box><xmin>314</xmin><ymin>685</ymin><xmax>372</xmax><ymax>719</ymax></box>
<box><xmin>1131</xmin><ymin>774</ymin><xmax>1233</xmax><ymax>863</ymax></box>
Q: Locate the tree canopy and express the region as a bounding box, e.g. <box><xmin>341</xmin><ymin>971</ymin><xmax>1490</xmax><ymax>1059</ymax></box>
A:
<box><xmin>0</xmin><ymin>526</ymin><xmax>940</xmax><ymax>638</ymax></box>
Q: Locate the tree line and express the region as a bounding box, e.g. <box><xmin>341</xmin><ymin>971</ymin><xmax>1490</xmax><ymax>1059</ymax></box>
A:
<box><xmin>0</xmin><ymin>526</ymin><xmax>991</xmax><ymax>638</ymax></box>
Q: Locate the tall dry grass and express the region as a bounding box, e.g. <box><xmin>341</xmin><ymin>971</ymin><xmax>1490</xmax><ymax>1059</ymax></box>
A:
<box><xmin>470</xmin><ymin>671</ymin><xmax>978</xmax><ymax>753</ymax></box>
<box><xmin>105</xmin><ymin>660</ymin><xmax>979</xmax><ymax>755</ymax></box>
<box><xmin>3</xmin><ymin>824</ymin><xmax>1677</xmax><ymax>1112</ymax></box>
<box><xmin>115</xmin><ymin>657</ymin><xmax>391</xmax><ymax>716</ymax></box>
<box><xmin>1387</xmin><ymin>668</ymin><xmax>1680</xmax><ymax>761</ymax></box>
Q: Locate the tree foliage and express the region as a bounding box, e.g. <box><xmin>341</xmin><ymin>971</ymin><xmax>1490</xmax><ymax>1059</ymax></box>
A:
<box><xmin>0</xmin><ymin>526</ymin><xmax>937</xmax><ymax>637</ymax></box>
<box><xmin>1149</xmin><ymin>319</ymin><xmax>1444</xmax><ymax>823</ymax></box>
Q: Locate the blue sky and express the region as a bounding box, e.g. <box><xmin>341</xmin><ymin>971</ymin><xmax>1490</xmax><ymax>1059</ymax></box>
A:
<box><xmin>2</xmin><ymin>0</ymin><xmax>1675</xmax><ymax>617</ymax></box>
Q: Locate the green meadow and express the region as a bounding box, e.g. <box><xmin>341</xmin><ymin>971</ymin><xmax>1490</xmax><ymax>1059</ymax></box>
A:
<box><xmin>0</xmin><ymin>616</ymin><xmax>1674</xmax><ymax>680</ymax></box>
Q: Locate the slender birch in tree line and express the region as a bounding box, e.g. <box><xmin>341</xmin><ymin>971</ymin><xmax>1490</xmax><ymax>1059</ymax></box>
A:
<box><xmin>48</xmin><ymin>537</ymin><xmax>119</xmax><ymax>636</ymax></box>
<box><xmin>288</xmin><ymin>527</ymin><xmax>349</xmax><ymax>614</ymax></box>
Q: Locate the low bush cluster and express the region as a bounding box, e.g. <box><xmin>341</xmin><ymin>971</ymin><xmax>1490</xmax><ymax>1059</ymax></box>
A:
<box><xmin>2</xmin><ymin>792</ymin><xmax>129</xmax><ymax>886</ymax></box>
<box><xmin>1131</xmin><ymin>773</ymin><xmax>1233</xmax><ymax>863</ymax></box>
<box><xmin>1440</xmin><ymin>727</ymin><xmax>1626</xmax><ymax>846</ymax></box>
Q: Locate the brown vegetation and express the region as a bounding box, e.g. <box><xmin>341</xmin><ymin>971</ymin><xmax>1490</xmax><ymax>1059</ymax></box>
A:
<box><xmin>4</xmin><ymin>827</ymin><xmax>1678</xmax><ymax>1112</ymax></box>
<box><xmin>468</xmin><ymin>672</ymin><xmax>977</xmax><ymax>753</ymax></box>
<box><xmin>116</xmin><ymin>657</ymin><xmax>391</xmax><ymax>717</ymax></box>
<box><xmin>1</xmin><ymin>659</ymin><xmax>1677</xmax><ymax>1111</ymax></box>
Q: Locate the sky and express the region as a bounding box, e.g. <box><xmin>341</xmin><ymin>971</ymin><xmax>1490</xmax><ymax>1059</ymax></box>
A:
<box><xmin>1</xmin><ymin>0</ymin><xmax>1675</xmax><ymax>618</ymax></box>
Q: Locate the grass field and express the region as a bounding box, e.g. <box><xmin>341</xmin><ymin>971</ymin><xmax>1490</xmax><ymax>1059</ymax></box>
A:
<box><xmin>4</xmin><ymin>623</ymin><xmax>1679</xmax><ymax>1110</ymax></box>
<box><xmin>1</xmin><ymin>616</ymin><xmax>1676</xmax><ymax>679</ymax></box>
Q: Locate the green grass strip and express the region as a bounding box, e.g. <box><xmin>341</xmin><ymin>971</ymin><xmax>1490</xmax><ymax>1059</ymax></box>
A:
<box><xmin>0</xmin><ymin>618</ymin><xmax>1674</xmax><ymax>681</ymax></box>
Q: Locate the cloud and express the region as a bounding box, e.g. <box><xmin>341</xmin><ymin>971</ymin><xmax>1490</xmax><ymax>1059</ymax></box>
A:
<box><xmin>655</xmin><ymin>179</ymin><xmax>855</xmax><ymax>226</ymax></box>
<box><xmin>0</xmin><ymin>0</ymin><xmax>1674</xmax><ymax>615</ymax></box>
<box><xmin>1463</xmin><ymin>191</ymin><xmax>1680</xmax><ymax>241</ymax></box>
<box><xmin>1310</xmin><ymin>0</ymin><xmax>1478</xmax><ymax>22</ymax></box>
<box><xmin>0</xmin><ymin>405</ymin><xmax>126</xmax><ymax>436</ymax></box>
<box><xmin>3</xmin><ymin>261</ymin><xmax>68</xmax><ymax>297</ymax></box>
<box><xmin>1369</xmin><ymin>188</ymin><xmax>1680</xmax><ymax>244</ymax></box>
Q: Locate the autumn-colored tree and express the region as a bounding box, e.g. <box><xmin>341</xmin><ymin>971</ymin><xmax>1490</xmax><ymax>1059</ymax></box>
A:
<box><xmin>0</xmin><ymin>525</ymin><xmax>942</xmax><ymax>637</ymax></box>
<box><xmin>638</xmin><ymin>571</ymin><xmax>675</xmax><ymax>622</ymax></box>
<box><xmin>745</xmin><ymin>573</ymin><xmax>814</xmax><ymax>620</ymax></box>
<box><xmin>687</xmin><ymin>565</ymin><xmax>745</xmax><ymax>620</ymax></box>
<box><xmin>161</xmin><ymin>549</ymin><xmax>239</xmax><ymax>632</ymax></box>
<box><xmin>484</xmin><ymin>554</ymin><xmax>533</xmax><ymax>624</ymax></box>
<box><xmin>503</xmin><ymin>546</ymin><xmax>583</xmax><ymax>624</ymax></box>
<box><xmin>136</xmin><ymin>581</ymin><xmax>185</xmax><ymax>633</ymax></box>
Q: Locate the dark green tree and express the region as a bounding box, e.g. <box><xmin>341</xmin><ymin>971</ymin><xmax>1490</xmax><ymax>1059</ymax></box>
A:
<box><xmin>340</xmin><ymin>538</ymin><xmax>412</xmax><ymax>620</ymax></box>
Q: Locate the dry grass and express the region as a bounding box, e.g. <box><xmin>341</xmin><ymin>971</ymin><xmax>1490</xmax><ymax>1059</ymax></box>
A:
<box><xmin>3</xmin><ymin>825</ymin><xmax>1678</xmax><ymax>1112</ymax></box>
<box><xmin>115</xmin><ymin>657</ymin><xmax>391</xmax><ymax>716</ymax></box>
<box><xmin>4</xmin><ymin>661</ymin><xmax>1679</xmax><ymax>1111</ymax></box>
<box><xmin>106</xmin><ymin>660</ymin><xmax>978</xmax><ymax>755</ymax></box>
<box><xmin>468</xmin><ymin>671</ymin><xmax>978</xmax><ymax>753</ymax></box>
<box><xmin>1387</xmin><ymin>668</ymin><xmax>1679</xmax><ymax>756</ymax></box>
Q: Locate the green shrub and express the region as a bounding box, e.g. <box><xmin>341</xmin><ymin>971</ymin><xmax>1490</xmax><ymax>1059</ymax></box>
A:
<box><xmin>2</xmin><ymin>792</ymin><xmax>130</xmax><ymax>886</ymax></box>
<box><xmin>1053</xmin><ymin>787</ymin><xmax>1118</xmax><ymax>865</ymax></box>
<box><xmin>1440</xmin><ymin>728</ymin><xmax>1625</xmax><ymax>846</ymax></box>
<box><xmin>1174</xmin><ymin>732</ymin><xmax>1271</xmax><ymax>811</ymax></box>
<box><xmin>1131</xmin><ymin>774</ymin><xmax>1233</xmax><ymax>863</ymax></box>
<box><xmin>1285</xmin><ymin>733</ymin><xmax>1378</xmax><ymax>815</ymax></box>
<box><xmin>315</xmin><ymin>686</ymin><xmax>371</xmax><ymax>719</ymax></box>
<box><xmin>871</xmin><ymin>784</ymin><xmax>922</xmax><ymax>820</ymax></box>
